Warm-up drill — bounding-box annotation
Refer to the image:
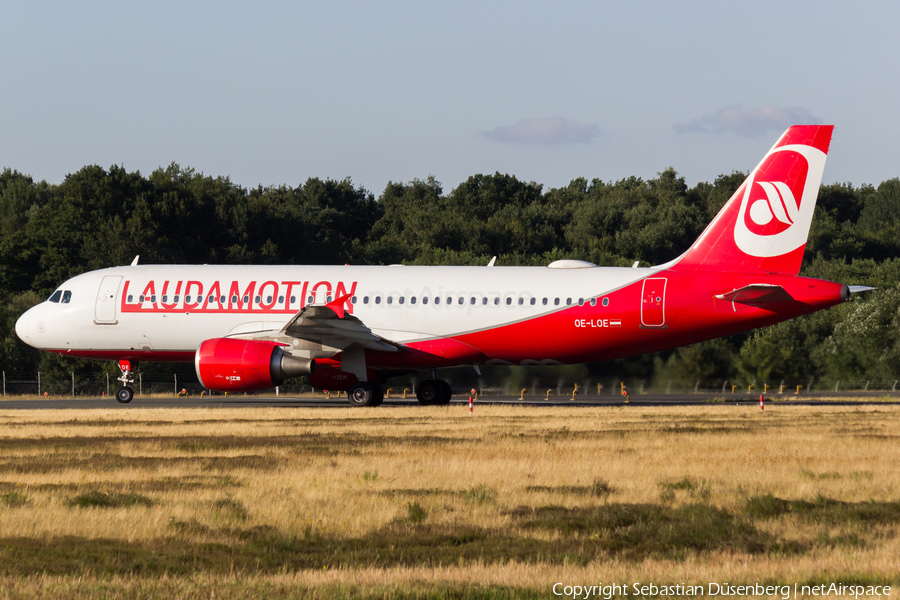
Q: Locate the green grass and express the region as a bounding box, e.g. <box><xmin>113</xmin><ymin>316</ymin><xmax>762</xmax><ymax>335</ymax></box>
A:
<box><xmin>211</xmin><ymin>497</ymin><xmax>249</xmax><ymax>522</ymax></box>
<box><xmin>1</xmin><ymin>490</ymin><xmax>29</xmax><ymax>507</ymax></box>
<box><xmin>67</xmin><ymin>491</ymin><xmax>154</xmax><ymax>508</ymax></box>
<box><xmin>744</xmin><ymin>494</ymin><xmax>900</xmax><ymax>525</ymax></box>
<box><xmin>525</xmin><ymin>478</ymin><xmax>614</xmax><ymax>497</ymax></box>
<box><xmin>658</xmin><ymin>477</ymin><xmax>711</xmax><ymax>502</ymax></box>
<box><xmin>0</xmin><ymin>502</ymin><xmax>811</xmax><ymax>576</ymax></box>
<box><xmin>514</xmin><ymin>503</ymin><xmax>794</xmax><ymax>559</ymax></box>
<box><xmin>406</xmin><ymin>501</ymin><xmax>428</xmax><ymax>524</ymax></box>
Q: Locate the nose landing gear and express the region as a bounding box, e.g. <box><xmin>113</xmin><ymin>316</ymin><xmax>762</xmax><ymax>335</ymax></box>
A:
<box><xmin>115</xmin><ymin>359</ymin><xmax>135</xmax><ymax>404</ymax></box>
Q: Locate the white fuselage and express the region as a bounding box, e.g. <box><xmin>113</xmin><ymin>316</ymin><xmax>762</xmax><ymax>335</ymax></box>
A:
<box><xmin>16</xmin><ymin>263</ymin><xmax>656</xmax><ymax>359</ymax></box>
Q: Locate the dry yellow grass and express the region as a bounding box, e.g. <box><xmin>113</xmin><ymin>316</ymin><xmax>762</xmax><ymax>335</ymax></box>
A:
<box><xmin>0</xmin><ymin>404</ymin><xmax>898</xmax><ymax>598</ymax></box>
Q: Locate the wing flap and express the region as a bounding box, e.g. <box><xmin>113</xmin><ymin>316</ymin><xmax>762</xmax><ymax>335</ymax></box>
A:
<box><xmin>279</xmin><ymin>297</ymin><xmax>403</xmax><ymax>353</ymax></box>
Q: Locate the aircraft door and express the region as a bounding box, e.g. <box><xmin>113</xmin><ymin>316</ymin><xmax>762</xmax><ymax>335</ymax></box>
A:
<box><xmin>95</xmin><ymin>276</ymin><xmax>122</xmax><ymax>324</ymax></box>
<box><xmin>640</xmin><ymin>277</ymin><xmax>667</xmax><ymax>328</ymax></box>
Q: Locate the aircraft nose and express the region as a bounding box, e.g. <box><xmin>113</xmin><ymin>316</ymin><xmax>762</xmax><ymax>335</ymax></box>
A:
<box><xmin>15</xmin><ymin>308</ymin><xmax>37</xmax><ymax>346</ymax></box>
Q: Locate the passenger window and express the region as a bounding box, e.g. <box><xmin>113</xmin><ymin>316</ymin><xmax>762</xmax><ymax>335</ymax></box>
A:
<box><xmin>151</xmin><ymin>295</ymin><xmax>157</xmax><ymax>303</ymax></box>
<box><xmin>506</xmin><ymin>297</ymin><xmax>512</xmax><ymax>305</ymax></box>
<box><xmin>243</xmin><ymin>296</ymin><xmax>250</xmax><ymax>304</ymax></box>
<box><xmin>530</xmin><ymin>298</ymin><xmax>536</xmax><ymax>305</ymax></box>
<box><xmin>364</xmin><ymin>296</ymin><xmax>369</xmax><ymax>304</ymax></box>
<box><xmin>375</xmin><ymin>296</ymin><xmax>381</xmax><ymax>304</ymax></box>
<box><xmin>446</xmin><ymin>297</ymin><xmax>452</xmax><ymax>305</ymax></box>
<box><xmin>279</xmin><ymin>296</ymin><xmax>285</xmax><ymax>303</ymax></box>
<box><xmin>220</xmin><ymin>296</ymin><xmax>226</xmax><ymax>304</ymax></box>
<box><xmin>387</xmin><ymin>297</ymin><xmax>393</xmax><ymax>304</ymax></box>
<box><xmin>542</xmin><ymin>298</ymin><xmax>548</xmax><ymax>305</ymax></box>
<box><xmin>602</xmin><ymin>297</ymin><xmax>609</xmax><ymax>307</ymax></box>
<box><xmin>266</xmin><ymin>296</ymin><xmax>272</xmax><ymax>304</ymax></box>
<box><xmin>578</xmin><ymin>298</ymin><xmax>584</xmax><ymax>306</ymax></box>
<box><xmin>482</xmin><ymin>297</ymin><xmax>488</xmax><ymax>305</ymax></box>
<box><xmin>554</xmin><ymin>298</ymin><xmax>560</xmax><ymax>306</ymax></box>
<box><xmin>62</xmin><ymin>291</ymin><xmax>72</xmax><ymax>303</ymax></box>
<box><xmin>518</xmin><ymin>298</ymin><xmax>524</xmax><ymax>305</ymax></box>
<box><xmin>126</xmin><ymin>295</ymin><xmax>133</xmax><ymax>303</ymax></box>
<box><xmin>208</xmin><ymin>296</ymin><xmax>215</xmax><ymax>303</ymax></box>
<box><xmin>326</xmin><ymin>296</ymin><xmax>332</xmax><ymax>303</ymax></box>
<box><xmin>140</xmin><ymin>295</ymin><xmax>145</xmax><ymax>303</ymax></box>
<box><xmin>186</xmin><ymin>296</ymin><xmax>192</xmax><ymax>303</ymax></box>
<box><xmin>470</xmin><ymin>297</ymin><xmax>475</xmax><ymax>304</ymax></box>
<box><xmin>423</xmin><ymin>297</ymin><xmax>428</xmax><ymax>305</ymax></box>
<box><xmin>566</xmin><ymin>298</ymin><xmax>572</xmax><ymax>306</ymax></box>
<box><xmin>435</xmin><ymin>297</ymin><xmax>440</xmax><ymax>305</ymax></box>
<box><xmin>174</xmin><ymin>295</ymin><xmax>180</xmax><ymax>303</ymax></box>
<box><xmin>458</xmin><ymin>297</ymin><xmax>464</xmax><ymax>305</ymax></box>
<box><xmin>49</xmin><ymin>291</ymin><xmax>62</xmax><ymax>303</ymax></box>
<box><xmin>590</xmin><ymin>298</ymin><xmax>597</xmax><ymax>307</ymax></box>
<box><xmin>398</xmin><ymin>296</ymin><xmax>404</xmax><ymax>304</ymax></box>
<box><xmin>308</xmin><ymin>296</ymin><xmax>314</xmax><ymax>304</ymax></box>
<box><xmin>290</xmin><ymin>296</ymin><xmax>296</xmax><ymax>303</ymax></box>
<box><xmin>162</xmin><ymin>296</ymin><xmax>169</xmax><ymax>303</ymax></box>
<box><xmin>494</xmin><ymin>297</ymin><xmax>500</xmax><ymax>305</ymax></box>
<box><xmin>411</xmin><ymin>297</ymin><xmax>417</xmax><ymax>304</ymax></box>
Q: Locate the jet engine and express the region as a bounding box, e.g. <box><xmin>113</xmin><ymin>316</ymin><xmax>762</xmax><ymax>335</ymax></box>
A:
<box><xmin>195</xmin><ymin>338</ymin><xmax>316</xmax><ymax>392</ymax></box>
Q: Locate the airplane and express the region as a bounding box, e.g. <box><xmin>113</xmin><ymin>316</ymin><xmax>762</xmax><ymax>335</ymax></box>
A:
<box><xmin>15</xmin><ymin>125</ymin><xmax>870</xmax><ymax>406</ymax></box>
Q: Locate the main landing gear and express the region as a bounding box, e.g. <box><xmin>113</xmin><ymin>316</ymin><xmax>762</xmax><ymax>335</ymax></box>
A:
<box><xmin>416</xmin><ymin>379</ymin><xmax>452</xmax><ymax>405</ymax></box>
<box><xmin>347</xmin><ymin>382</ymin><xmax>384</xmax><ymax>407</ymax></box>
<box><xmin>115</xmin><ymin>359</ymin><xmax>135</xmax><ymax>404</ymax></box>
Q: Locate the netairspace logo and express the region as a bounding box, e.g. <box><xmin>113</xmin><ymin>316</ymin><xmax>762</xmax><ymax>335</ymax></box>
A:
<box><xmin>550</xmin><ymin>582</ymin><xmax>893</xmax><ymax>599</ymax></box>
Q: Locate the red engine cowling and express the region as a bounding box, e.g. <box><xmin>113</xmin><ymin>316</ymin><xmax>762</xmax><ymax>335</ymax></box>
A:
<box><xmin>195</xmin><ymin>338</ymin><xmax>316</xmax><ymax>392</ymax></box>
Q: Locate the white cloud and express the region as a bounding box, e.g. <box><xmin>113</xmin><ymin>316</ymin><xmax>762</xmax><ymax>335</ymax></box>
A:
<box><xmin>482</xmin><ymin>117</ymin><xmax>603</xmax><ymax>145</ymax></box>
<box><xmin>673</xmin><ymin>104</ymin><xmax>822</xmax><ymax>137</ymax></box>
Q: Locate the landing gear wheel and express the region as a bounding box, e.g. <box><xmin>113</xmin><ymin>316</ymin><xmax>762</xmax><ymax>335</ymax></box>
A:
<box><xmin>116</xmin><ymin>386</ymin><xmax>134</xmax><ymax>404</ymax></box>
<box><xmin>347</xmin><ymin>382</ymin><xmax>378</xmax><ymax>407</ymax></box>
<box><xmin>437</xmin><ymin>380</ymin><xmax>452</xmax><ymax>405</ymax></box>
<box><xmin>416</xmin><ymin>380</ymin><xmax>443</xmax><ymax>405</ymax></box>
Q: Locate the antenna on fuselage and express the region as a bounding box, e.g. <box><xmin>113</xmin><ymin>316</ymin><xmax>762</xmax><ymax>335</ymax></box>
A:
<box><xmin>487</xmin><ymin>256</ymin><xmax>497</xmax><ymax>267</ymax></box>
<box><xmin>130</xmin><ymin>255</ymin><xmax>140</xmax><ymax>266</ymax></box>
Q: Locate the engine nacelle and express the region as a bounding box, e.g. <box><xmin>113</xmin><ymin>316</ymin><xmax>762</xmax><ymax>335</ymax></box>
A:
<box><xmin>195</xmin><ymin>338</ymin><xmax>316</xmax><ymax>392</ymax></box>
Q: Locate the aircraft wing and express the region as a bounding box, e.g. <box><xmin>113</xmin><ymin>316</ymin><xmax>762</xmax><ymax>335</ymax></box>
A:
<box><xmin>278</xmin><ymin>295</ymin><xmax>402</xmax><ymax>353</ymax></box>
<box><xmin>715</xmin><ymin>284</ymin><xmax>794</xmax><ymax>305</ymax></box>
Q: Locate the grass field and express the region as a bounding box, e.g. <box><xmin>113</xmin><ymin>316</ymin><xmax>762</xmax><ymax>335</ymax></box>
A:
<box><xmin>0</xmin><ymin>404</ymin><xmax>898</xmax><ymax>599</ymax></box>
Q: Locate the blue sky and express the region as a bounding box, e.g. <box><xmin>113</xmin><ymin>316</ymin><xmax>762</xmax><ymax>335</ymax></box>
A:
<box><xmin>2</xmin><ymin>1</ymin><xmax>898</xmax><ymax>195</ymax></box>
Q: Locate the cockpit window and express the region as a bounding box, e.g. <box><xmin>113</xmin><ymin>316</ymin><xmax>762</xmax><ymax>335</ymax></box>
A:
<box><xmin>62</xmin><ymin>291</ymin><xmax>72</xmax><ymax>303</ymax></box>
<box><xmin>48</xmin><ymin>291</ymin><xmax>62</xmax><ymax>303</ymax></box>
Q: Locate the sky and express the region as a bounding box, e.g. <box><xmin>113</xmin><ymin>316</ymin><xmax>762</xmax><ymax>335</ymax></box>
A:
<box><xmin>2</xmin><ymin>1</ymin><xmax>899</xmax><ymax>196</ymax></box>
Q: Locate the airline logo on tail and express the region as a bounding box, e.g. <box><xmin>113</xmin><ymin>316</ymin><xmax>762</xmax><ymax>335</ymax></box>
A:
<box><xmin>733</xmin><ymin>143</ymin><xmax>827</xmax><ymax>258</ymax></box>
<box><xmin>672</xmin><ymin>125</ymin><xmax>832</xmax><ymax>275</ymax></box>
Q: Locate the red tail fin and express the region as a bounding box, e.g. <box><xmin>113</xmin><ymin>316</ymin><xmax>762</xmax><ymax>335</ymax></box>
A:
<box><xmin>674</xmin><ymin>125</ymin><xmax>833</xmax><ymax>275</ymax></box>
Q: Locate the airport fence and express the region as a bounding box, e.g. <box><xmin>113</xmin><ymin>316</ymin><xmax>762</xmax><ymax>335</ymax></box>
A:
<box><xmin>0</xmin><ymin>371</ymin><xmax>314</xmax><ymax>397</ymax></box>
<box><xmin>1</xmin><ymin>370</ymin><xmax>899</xmax><ymax>399</ymax></box>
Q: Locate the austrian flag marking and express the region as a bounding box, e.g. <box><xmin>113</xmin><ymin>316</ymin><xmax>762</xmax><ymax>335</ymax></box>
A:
<box><xmin>574</xmin><ymin>318</ymin><xmax>622</xmax><ymax>328</ymax></box>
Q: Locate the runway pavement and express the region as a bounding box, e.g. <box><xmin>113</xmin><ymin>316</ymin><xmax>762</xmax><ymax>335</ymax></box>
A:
<box><xmin>2</xmin><ymin>391</ymin><xmax>900</xmax><ymax>410</ymax></box>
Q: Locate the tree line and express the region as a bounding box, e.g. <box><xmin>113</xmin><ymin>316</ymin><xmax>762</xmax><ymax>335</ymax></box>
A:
<box><xmin>2</xmin><ymin>163</ymin><xmax>900</xmax><ymax>391</ymax></box>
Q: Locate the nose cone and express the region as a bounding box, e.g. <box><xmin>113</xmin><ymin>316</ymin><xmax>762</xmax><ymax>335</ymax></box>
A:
<box><xmin>15</xmin><ymin>307</ymin><xmax>36</xmax><ymax>347</ymax></box>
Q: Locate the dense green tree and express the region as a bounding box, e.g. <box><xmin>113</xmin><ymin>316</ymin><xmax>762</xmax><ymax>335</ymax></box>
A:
<box><xmin>0</xmin><ymin>160</ymin><xmax>898</xmax><ymax>388</ymax></box>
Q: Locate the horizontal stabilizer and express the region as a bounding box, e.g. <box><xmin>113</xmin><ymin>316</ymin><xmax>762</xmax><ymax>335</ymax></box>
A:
<box><xmin>848</xmin><ymin>285</ymin><xmax>876</xmax><ymax>294</ymax></box>
<box><xmin>716</xmin><ymin>284</ymin><xmax>794</xmax><ymax>305</ymax></box>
